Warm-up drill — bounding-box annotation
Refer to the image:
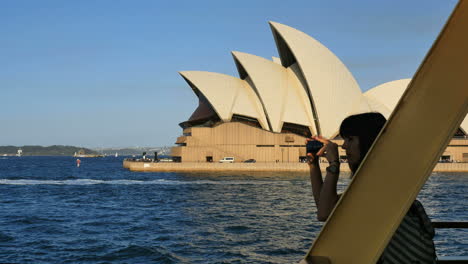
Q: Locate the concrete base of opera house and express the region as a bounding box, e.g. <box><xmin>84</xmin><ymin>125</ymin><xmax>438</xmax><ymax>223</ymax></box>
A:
<box><xmin>123</xmin><ymin>160</ymin><xmax>468</xmax><ymax>173</ymax></box>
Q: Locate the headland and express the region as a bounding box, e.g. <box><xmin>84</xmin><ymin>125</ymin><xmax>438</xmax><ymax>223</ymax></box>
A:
<box><xmin>0</xmin><ymin>145</ymin><xmax>99</xmax><ymax>156</ymax></box>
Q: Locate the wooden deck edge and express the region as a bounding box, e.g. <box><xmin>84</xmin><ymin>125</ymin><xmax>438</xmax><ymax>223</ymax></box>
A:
<box><xmin>123</xmin><ymin>161</ymin><xmax>468</xmax><ymax>173</ymax></box>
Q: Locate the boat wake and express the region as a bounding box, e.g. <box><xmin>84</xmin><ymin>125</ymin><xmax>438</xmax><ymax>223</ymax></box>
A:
<box><xmin>0</xmin><ymin>178</ymin><xmax>291</xmax><ymax>186</ymax></box>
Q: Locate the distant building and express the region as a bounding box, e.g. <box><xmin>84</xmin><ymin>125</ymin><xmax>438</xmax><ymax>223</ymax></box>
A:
<box><xmin>172</xmin><ymin>22</ymin><xmax>467</xmax><ymax>163</ymax></box>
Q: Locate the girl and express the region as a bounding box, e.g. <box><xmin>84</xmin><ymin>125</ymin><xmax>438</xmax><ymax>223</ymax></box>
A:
<box><xmin>307</xmin><ymin>112</ymin><xmax>436</xmax><ymax>264</ymax></box>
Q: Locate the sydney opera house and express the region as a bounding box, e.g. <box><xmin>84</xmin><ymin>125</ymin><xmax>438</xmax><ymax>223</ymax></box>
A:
<box><xmin>171</xmin><ymin>22</ymin><xmax>468</xmax><ymax>163</ymax></box>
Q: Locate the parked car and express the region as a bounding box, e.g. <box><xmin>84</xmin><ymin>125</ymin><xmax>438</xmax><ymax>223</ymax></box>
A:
<box><xmin>243</xmin><ymin>159</ymin><xmax>256</xmax><ymax>163</ymax></box>
<box><xmin>219</xmin><ymin>157</ymin><xmax>235</xmax><ymax>163</ymax></box>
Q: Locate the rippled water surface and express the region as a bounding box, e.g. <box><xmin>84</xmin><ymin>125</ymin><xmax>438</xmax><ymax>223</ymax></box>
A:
<box><xmin>0</xmin><ymin>156</ymin><xmax>466</xmax><ymax>263</ymax></box>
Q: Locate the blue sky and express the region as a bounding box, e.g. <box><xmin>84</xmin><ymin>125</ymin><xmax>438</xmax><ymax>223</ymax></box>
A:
<box><xmin>0</xmin><ymin>0</ymin><xmax>458</xmax><ymax>147</ymax></box>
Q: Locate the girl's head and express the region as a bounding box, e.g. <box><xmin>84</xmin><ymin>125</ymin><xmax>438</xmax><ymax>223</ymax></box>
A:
<box><xmin>339</xmin><ymin>112</ymin><xmax>387</xmax><ymax>173</ymax></box>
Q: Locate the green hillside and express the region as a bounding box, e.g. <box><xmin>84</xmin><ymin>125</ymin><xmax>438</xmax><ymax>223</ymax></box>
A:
<box><xmin>0</xmin><ymin>145</ymin><xmax>99</xmax><ymax>156</ymax></box>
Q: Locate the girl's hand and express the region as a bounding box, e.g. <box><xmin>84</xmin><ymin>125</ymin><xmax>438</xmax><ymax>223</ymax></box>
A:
<box><xmin>312</xmin><ymin>136</ymin><xmax>339</xmax><ymax>163</ymax></box>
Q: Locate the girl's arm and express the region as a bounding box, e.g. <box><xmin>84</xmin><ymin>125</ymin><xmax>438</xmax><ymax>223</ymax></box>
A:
<box><xmin>308</xmin><ymin>137</ymin><xmax>340</xmax><ymax>221</ymax></box>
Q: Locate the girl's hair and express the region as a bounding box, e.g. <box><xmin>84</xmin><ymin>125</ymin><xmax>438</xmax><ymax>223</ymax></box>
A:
<box><xmin>339</xmin><ymin>112</ymin><xmax>387</xmax><ymax>164</ymax></box>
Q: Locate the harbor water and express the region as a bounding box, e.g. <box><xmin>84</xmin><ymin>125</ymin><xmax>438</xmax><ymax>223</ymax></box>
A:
<box><xmin>0</xmin><ymin>156</ymin><xmax>466</xmax><ymax>263</ymax></box>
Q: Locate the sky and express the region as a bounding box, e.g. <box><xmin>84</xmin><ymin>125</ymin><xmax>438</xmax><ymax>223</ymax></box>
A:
<box><xmin>0</xmin><ymin>0</ymin><xmax>458</xmax><ymax>148</ymax></box>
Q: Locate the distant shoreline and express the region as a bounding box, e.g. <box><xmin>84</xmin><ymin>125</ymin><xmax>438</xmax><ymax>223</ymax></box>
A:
<box><xmin>0</xmin><ymin>154</ymin><xmax>103</xmax><ymax>157</ymax></box>
<box><xmin>0</xmin><ymin>145</ymin><xmax>170</xmax><ymax>157</ymax></box>
<box><xmin>0</xmin><ymin>145</ymin><xmax>98</xmax><ymax>156</ymax></box>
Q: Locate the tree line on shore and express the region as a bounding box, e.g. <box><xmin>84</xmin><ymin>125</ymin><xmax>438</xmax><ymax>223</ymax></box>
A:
<box><xmin>0</xmin><ymin>145</ymin><xmax>98</xmax><ymax>156</ymax></box>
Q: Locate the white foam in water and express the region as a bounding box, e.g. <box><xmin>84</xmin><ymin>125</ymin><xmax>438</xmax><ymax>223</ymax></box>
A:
<box><xmin>0</xmin><ymin>179</ymin><xmax>291</xmax><ymax>186</ymax></box>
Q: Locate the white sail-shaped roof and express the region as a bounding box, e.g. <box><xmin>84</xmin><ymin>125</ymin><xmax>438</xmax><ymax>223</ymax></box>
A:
<box><xmin>365</xmin><ymin>78</ymin><xmax>468</xmax><ymax>133</ymax></box>
<box><xmin>461</xmin><ymin>116</ymin><xmax>468</xmax><ymax>134</ymax></box>
<box><xmin>179</xmin><ymin>71</ymin><xmax>269</xmax><ymax>130</ymax></box>
<box><xmin>348</xmin><ymin>95</ymin><xmax>376</xmax><ymax>117</ymax></box>
<box><xmin>270</xmin><ymin>21</ymin><xmax>363</xmax><ymax>138</ymax></box>
<box><xmin>232</xmin><ymin>51</ymin><xmax>316</xmax><ymax>134</ymax></box>
<box><xmin>180</xmin><ymin>22</ymin><xmax>467</xmax><ymax>138</ymax></box>
<box><xmin>285</xmin><ymin>64</ymin><xmax>318</xmax><ymax>135</ymax></box>
<box><xmin>272</xmin><ymin>56</ymin><xmax>281</xmax><ymax>64</ymax></box>
<box><xmin>364</xmin><ymin>79</ymin><xmax>412</xmax><ymax>117</ymax></box>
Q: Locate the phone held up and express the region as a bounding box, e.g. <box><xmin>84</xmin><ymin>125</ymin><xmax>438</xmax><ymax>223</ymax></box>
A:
<box><xmin>306</xmin><ymin>140</ymin><xmax>324</xmax><ymax>155</ymax></box>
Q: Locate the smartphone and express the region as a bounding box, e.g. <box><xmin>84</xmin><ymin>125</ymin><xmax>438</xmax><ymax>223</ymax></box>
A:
<box><xmin>306</xmin><ymin>140</ymin><xmax>324</xmax><ymax>155</ymax></box>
